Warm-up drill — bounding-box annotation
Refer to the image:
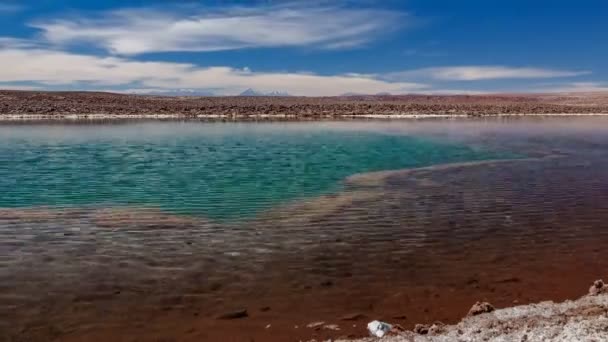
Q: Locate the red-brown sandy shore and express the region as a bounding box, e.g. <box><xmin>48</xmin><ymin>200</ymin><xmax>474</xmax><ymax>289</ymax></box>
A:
<box><xmin>2</xmin><ymin>90</ymin><xmax>608</xmax><ymax>120</ymax></box>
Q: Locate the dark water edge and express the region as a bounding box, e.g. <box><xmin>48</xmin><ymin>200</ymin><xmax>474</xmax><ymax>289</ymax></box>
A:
<box><xmin>3</xmin><ymin>118</ymin><xmax>608</xmax><ymax>341</ymax></box>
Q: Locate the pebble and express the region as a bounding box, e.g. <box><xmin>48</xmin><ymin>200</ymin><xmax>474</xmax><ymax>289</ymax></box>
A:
<box><xmin>306</xmin><ymin>321</ymin><xmax>325</xmax><ymax>329</ymax></box>
<box><xmin>467</xmin><ymin>301</ymin><xmax>495</xmax><ymax>316</ymax></box>
<box><xmin>414</xmin><ymin>324</ymin><xmax>429</xmax><ymax>335</ymax></box>
<box><xmin>589</xmin><ymin>279</ymin><xmax>607</xmax><ymax>296</ymax></box>
<box><xmin>340</xmin><ymin>313</ymin><xmax>366</xmax><ymax>321</ymax></box>
<box><xmin>320</xmin><ymin>280</ymin><xmax>334</xmax><ymax>287</ymax></box>
<box><xmin>323</xmin><ymin>324</ymin><xmax>340</xmax><ymax>331</ymax></box>
<box><xmin>216</xmin><ymin>309</ymin><xmax>248</xmax><ymax>320</ymax></box>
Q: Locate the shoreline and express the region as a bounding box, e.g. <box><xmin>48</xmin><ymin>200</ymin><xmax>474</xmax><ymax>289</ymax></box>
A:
<box><xmin>2</xmin><ymin>112</ymin><xmax>608</xmax><ymax>121</ymax></box>
<box><xmin>3</xmin><ymin>90</ymin><xmax>608</xmax><ymax>121</ymax></box>
<box><xmin>341</xmin><ymin>281</ymin><xmax>608</xmax><ymax>341</ymax></box>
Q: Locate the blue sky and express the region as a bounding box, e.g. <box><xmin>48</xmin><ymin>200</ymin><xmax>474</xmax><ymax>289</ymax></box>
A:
<box><xmin>0</xmin><ymin>0</ymin><xmax>606</xmax><ymax>95</ymax></box>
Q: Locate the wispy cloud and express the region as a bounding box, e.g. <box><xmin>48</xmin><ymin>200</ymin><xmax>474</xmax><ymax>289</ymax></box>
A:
<box><xmin>386</xmin><ymin>66</ymin><xmax>590</xmax><ymax>81</ymax></box>
<box><xmin>538</xmin><ymin>82</ymin><xmax>608</xmax><ymax>93</ymax></box>
<box><xmin>0</xmin><ymin>44</ymin><xmax>598</xmax><ymax>95</ymax></box>
<box><xmin>0</xmin><ymin>37</ymin><xmax>43</xmax><ymax>49</ymax></box>
<box><xmin>31</xmin><ymin>3</ymin><xmax>406</xmax><ymax>55</ymax></box>
<box><xmin>0</xmin><ymin>48</ymin><xmax>427</xmax><ymax>95</ymax></box>
<box><xmin>0</xmin><ymin>83</ymin><xmax>41</xmax><ymax>91</ymax></box>
<box><xmin>402</xmin><ymin>48</ymin><xmax>446</xmax><ymax>57</ymax></box>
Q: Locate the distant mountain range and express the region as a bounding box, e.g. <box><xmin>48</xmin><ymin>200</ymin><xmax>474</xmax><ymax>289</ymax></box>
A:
<box><xmin>127</xmin><ymin>89</ymin><xmax>216</xmax><ymax>96</ymax></box>
<box><xmin>123</xmin><ymin>88</ymin><xmax>291</xmax><ymax>97</ymax></box>
<box><xmin>239</xmin><ymin>88</ymin><xmax>290</xmax><ymax>97</ymax></box>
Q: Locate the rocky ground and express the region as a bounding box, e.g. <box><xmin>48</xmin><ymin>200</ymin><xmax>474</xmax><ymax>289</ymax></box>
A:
<box><xmin>1</xmin><ymin>91</ymin><xmax>608</xmax><ymax>119</ymax></box>
<box><xmin>343</xmin><ymin>281</ymin><xmax>608</xmax><ymax>342</ymax></box>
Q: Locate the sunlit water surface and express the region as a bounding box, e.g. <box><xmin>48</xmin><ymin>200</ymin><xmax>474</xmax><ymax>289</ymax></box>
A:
<box><xmin>0</xmin><ymin>122</ymin><xmax>506</xmax><ymax>220</ymax></box>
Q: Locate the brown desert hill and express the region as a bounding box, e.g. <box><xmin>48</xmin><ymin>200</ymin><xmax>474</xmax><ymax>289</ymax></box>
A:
<box><xmin>1</xmin><ymin>90</ymin><xmax>608</xmax><ymax>118</ymax></box>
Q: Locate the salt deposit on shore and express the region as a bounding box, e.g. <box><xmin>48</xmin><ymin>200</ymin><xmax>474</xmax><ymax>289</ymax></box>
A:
<box><xmin>342</xmin><ymin>281</ymin><xmax>608</xmax><ymax>342</ymax></box>
<box><xmin>3</xmin><ymin>113</ymin><xmax>608</xmax><ymax>121</ymax></box>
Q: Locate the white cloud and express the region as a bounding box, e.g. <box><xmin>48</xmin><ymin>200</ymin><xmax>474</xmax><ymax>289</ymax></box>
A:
<box><xmin>0</xmin><ymin>84</ymin><xmax>41</xmax><ymax>91</ymax></box>
<box><xmin>387</xmin><ymin>66</ymin><xmax>590</xmax><ymax>81</ymax></box>
<box><xmin>31</xmin><ymin>4</ymin><xmax>405</xmax><ymax>55</ymax></box>
<box><xmin>540</xmin><ymin>82</ymin><xmax>608</xmax><ymax>93</ymax></box>
<box><xmin>1</xmin><ymin>46</ymin><xmax>597</xmax><ymax>95</ymax></box>
<box><xmin>0</xmin><ymin>37</ymin><xmax>43</xmax><ymax>49</ymax></box>
<box><xmin>0</xmin><ymin>48</ymin><xmax>427</xmax><ymax>96</ymax></box>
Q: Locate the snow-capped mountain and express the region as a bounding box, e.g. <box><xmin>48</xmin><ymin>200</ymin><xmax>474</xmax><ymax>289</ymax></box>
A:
<box><xmin>239</xmin><ymin>88</ymin><xmax>290</xmax><ymax>96</ymax></box>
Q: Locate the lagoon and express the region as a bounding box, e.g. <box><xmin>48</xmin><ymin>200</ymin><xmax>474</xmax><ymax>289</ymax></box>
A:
<box><xmin>4</xmin><ymin>118</ymin><xmax>608</xmax><ymax>342</ymax></box>
<box><xmin>0</xmin><ymin>122</ymin><xmax>506</xmax><ymax>220</ymax></box>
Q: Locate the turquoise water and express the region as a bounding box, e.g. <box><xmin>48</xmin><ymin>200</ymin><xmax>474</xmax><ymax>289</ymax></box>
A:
<box><xmin>0</xmin><ymin>122</ymin><xmax>508</xmax><ymax>220</ymax></box>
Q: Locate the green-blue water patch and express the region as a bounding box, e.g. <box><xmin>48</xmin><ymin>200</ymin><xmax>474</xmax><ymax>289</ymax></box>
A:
<box><xmin>0</xmin><ymin>122</ymin><xmax>513</xmax><ymax>220</ymax></box>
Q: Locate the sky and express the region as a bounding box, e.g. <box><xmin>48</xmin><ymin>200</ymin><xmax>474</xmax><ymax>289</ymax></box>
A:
<box><xmin>0</xmin><ymin>0</ymin><xmax>606</xmax><ymax>96</ymax></box>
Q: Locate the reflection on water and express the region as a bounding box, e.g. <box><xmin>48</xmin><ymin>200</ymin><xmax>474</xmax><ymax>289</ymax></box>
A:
<box><xmin>2</xmin><ymin>118</ymin><xmax>608</xmax><ymax>341</ymax></box>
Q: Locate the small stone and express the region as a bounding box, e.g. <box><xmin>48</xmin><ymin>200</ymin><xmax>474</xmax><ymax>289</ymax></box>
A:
<box><xmin>323</xmin><ymin>324</ymin><xmax>340</xmax><ymax>331</ymax></box>
<box><xmin>496</xmin><ymin>277</ymin><xmax>521</xmax><ymax>284</ymax></box>
<box><xmin>260</xmin><ymin>306</ymin><xmax>271</xmax><ymax>312</ymax></box>
<box><xmin>429</xmin><ymin>321</ymin><xmax>445</xmax><ymax>335</ymax></box>
<box><xmin>340</xmin><ymin>313</ymin><xmax>366</xmax><ymax>321</ymax></box>
<box><xmin>589</xmin><ymin>280</ymin><xmax>606</xmax><ymax>296</ymax></box>
<box><xmin>306</xmin><ymin>321</ymin><xmax>325</xmax><ymax>329</ymax></box>
<box><xmin>216</xmin><ymin>309</ymin><xmax>248</xmax><ymax>320</ymax></box>
<box><xmin>581</xmin><ymin>306</ymin><xmax>607</xmax><ymax>316</ymax></box>
<box><xmin>466</xmin><ymin>277</ymin><xmax>480</xmax><ymax>286</ymax></box>
<box><xmin>320</xmin><ymin>280</ymin><xmax>334</xmax><ymax>287</ymax></box>
<box><xmin>468</xmin><ymin>301</ymin><xmax>495</xmax><ymax>316</ymax></box>
<box><xmin>414</xmin><ymin>324</ymin><xmax>430</xmax><ymax>335</ymax></box>
<box><xmin>391</xmin><ymin>324</ymin><xmax>406</xmax><ymax>332</ymax></box>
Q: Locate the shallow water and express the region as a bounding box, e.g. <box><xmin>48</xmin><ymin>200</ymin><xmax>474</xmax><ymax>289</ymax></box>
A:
<box><xmin>2</xmin><ymin>118</ymin><xmax>608</xmax><ymax>342</ymax></box>
<box><xmin>0</xmin><ymin>122</ymin><xmax>505</xmax><ymax>220</ymax></box>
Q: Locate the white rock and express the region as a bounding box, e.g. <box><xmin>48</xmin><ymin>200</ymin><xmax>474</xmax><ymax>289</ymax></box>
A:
<box><xmin>367</xmin><ymin>320</ymin><xmax>392</xmax><ymax>337</ymax></box>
